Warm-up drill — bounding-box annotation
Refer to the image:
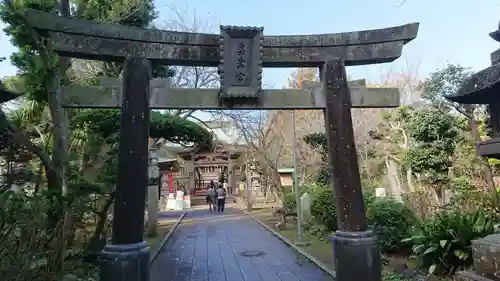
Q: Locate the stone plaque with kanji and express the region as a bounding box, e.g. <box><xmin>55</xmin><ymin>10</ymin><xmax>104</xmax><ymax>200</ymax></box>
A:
<box><xmin>219</xmin><ymin>25</ymin><xmax>263</xmax><ymax>100</ymax></box>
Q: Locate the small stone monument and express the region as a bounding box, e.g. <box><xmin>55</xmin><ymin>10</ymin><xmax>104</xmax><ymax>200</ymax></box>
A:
<box><xmin>375</xmin><ymin>188</ymin><xmax>387</xmax><ymax>198</ymax></box>
<box><xmin>146</xmin><ymin>147</ymin><xmax>160</xmax><ymax>237</ymax></box>
<box><xmin>166</xmin><ymin>192</ymin><xmax>177</xmax><ymax>210</ymax></box>
<box><xmin>300</xmin><ymin>192</ymin><xmax>311</xmax><ymax>218</ymax></box>
<box><xmin>175</xmin><ymin>190</ymin><xmax>184</xmax><ymax>210</ymax></box>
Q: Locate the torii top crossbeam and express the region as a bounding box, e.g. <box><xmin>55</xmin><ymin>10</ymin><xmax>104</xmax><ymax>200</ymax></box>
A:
<box><xmin>24</xmin><ymin>9</ymin><xmax>418</xmax><ymax>67</ymax></box>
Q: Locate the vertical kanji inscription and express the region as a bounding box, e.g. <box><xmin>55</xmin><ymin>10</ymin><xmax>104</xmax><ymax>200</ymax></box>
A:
<box><xmin>219</xmin><ymin>26</ymin><xmax>263</xmax><ymax>100</ymax></box>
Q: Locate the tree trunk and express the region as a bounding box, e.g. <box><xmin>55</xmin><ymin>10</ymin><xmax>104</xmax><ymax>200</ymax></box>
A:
<box><xmin>48</xmin><ymin>2</ymin><xmax>73</xmax><ymax>271</ymax></box>
<box><xmin>86</xmin><ymin>195</ymin><xmax>114</xmax><ymax>264</ymax></box>
<box><xmin>401</xmin><ymin>129</ymin><xmax>415</xmax><ymax>193</ymax></box>
<box><xmin>46</xmin><ymin>57</ymin><xmax>71</xmax><ymax>276</ymax></box>
<box><xmin>406</xmin><ymin>168</ymin><xmax>415</xmax><ymax>193</ymax></box>
<box><xmin>430</xmin><ymin>186</ymin><xmax>442</xmax><ymax>206</ymax></box>
<box><xmin>386</xmin><ymin>157</ymin><xmax>403</xmax><ymax>202</ymax></box>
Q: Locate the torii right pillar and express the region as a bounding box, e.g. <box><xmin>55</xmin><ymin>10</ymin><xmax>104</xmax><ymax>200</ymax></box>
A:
<box><xmin>322</xmin><ymin>59</ymin><xmax>381</xmax><ymax>281</ymax></box>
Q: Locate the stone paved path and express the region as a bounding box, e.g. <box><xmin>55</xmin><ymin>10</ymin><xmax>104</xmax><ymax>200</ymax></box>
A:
<box><xmin>150</xmin><ymin>208</ymin><xmax>335</xmax><ymax>281</ymax></box>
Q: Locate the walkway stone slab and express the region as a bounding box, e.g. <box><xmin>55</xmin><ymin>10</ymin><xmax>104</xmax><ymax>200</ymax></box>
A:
<box><xmin>150</xmin><ymin>211</ymin><xmax>334</xmax><ymax>281</ymax></box>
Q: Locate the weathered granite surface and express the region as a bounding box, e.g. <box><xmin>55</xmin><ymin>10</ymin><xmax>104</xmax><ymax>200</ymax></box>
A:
<box><xmin>472</xmin><ymin>234</ymin><xmax>500</xmax><ymax>281</ymax></box>
<box><xmin>219</xmin><ymin>26</ymin><xmax>263</xmax><ymax>100</ymax></box>
<box><xmin>456</xmin><ymin>271</ymin><xmax>495</xmax><ymax>281</ymax></box>
<box><xmin>25</xmin><ymin>9</ymin><xmax>417</xmax><ymax>47</ymax></box>
<box><xmin>24</xmin><ymin>9</ymin><xmax>419</xmax><ymax>67</ymax></box>
<box><xmin>491</xmin><ymin>49</ymin><xmax>500</xmax><ymax>65</ymax></box>
<box><xmin>61</xmin><ymin>82</ymin><xmax>400</xmax><ymax>109</ymax></box>
<box><xmin>48</xmin><ymin>31</ymin><xmax>408</xmax><ymax>67</ymax></box>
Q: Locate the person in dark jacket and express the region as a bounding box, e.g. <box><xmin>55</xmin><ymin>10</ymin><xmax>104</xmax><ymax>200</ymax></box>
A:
<box><xmin>216</xmin><ymin>183</ymin><xmax>227</xmax><ymax>212</ymax></box>
<box><xmin>206</xmin><ymin>180</ymin><xmax>217</xmax><ymax>212</ymax></box>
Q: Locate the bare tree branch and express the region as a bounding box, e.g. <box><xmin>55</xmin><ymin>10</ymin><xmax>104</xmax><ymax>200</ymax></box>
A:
<box><xmin>213</xmin><ymin>109</ymin><xmax>286</xmax><ymax>196</ymax></box>
<box><xmin>161</xmin><ymin>4</ymin><xmax>219</xmax><ymax>89</ymax></box>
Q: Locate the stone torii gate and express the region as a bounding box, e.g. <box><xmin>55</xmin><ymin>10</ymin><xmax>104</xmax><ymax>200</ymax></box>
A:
<box><xmin>24</xmin><ymin>9</ymin><xmax>418</xmax><ymax>281</ymax></box>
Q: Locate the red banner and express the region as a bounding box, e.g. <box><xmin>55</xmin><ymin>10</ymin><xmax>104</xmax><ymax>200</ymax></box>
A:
<box><xmin>168</xmin><ymin>173</ymin><xmax>173</xmax><ymax>193</ymax></box>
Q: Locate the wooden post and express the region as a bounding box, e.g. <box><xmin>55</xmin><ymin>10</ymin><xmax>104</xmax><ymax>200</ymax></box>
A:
<box><xmin>100</xmin><ymin>57</ymin><xmax>152</xmax><ymax>281</ymax></box>
<box><xmin>228</xmin><ymin>160</ymin><xmax>233</xmax><ymax>195</ymax></box>
<box><xmin>321</xmin><ymin>59</ymin><xmax>381</xmax><ymax>281</ymax></box>
<box><xmin>245</xmin><ymin>149</ymin><xmax>253</xmax><ymax>212</ymax></box>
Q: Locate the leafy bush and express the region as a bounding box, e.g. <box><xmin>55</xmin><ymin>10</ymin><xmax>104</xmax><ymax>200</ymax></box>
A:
<box><xmin>283</xmin><ymin>193</ymin><xmax>296</xmax><ymax>213</ymax></box>
<box><xmin>362</xmin><ymin>186</ymin><xmax>377</xmax><ymax>208</ymax></box>
<box><xmin>311</xmin><ymin>187</ymin><xmax>337</xmax><ymax>231</ymax></box>
<box><xmin>310</xmin><ymin>224</ymin><xmax>329</xmax><ymax>240</ymax></box>
<box><xmin>449</xmin><ymin>177</ymin><xmax>498</xmax><ymax>217</ymax></box>
<box><xmin>403</xmin><ymin>209</ymin><xmax>495</xmax><ymax>275</ymax></box>
<box><xmin>303</xmin><ymin>133</ymin><xmax>330</xmax><ymax>184</ymax></box>
<box><xmin>366</xmin><ymin>198</ymin><xmax>416</xmax><ymax>253</ymax></box>
<box><xmin>283</xmin><ymin>184</ymin><xmax>309</xmax><ymax>195</ymax></box>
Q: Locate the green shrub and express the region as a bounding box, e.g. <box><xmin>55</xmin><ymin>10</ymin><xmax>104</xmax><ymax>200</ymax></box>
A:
<box><xmin>311</xmin><ymin>187</ymin><xmax>337</xmax><ymax>231</ymax></box>
<box><xmin>448</xmin><ymin>177</ymin><xmax>499</xmax><ymax>218</ymax></box>
<box><xmin>309</xmin><ymin>224</ymin><xmax>329</xmax><ymax>240</ymax></box>
<box><xmin>366</xmin><ymin>198</ymin><xmax>416</xmax><ymax>253</ymax></box>
<box><xmin>362</xmin><ymin>186</ymin><xmax>377</xmax><ymax>208</ymax></box>
<box><xmin>284</xmin><ymin>183</ymin><xmax>312</xmax><ymax>196</ymax></box>
<box><xmin>403</xmin><ymin>209</ymin><xmax>495</xmax><ymax>275</ymax></box>
<box><xmin>283</xmin><ymin>192</ymin><xmax>296</xmax><ymax>213</ymax></box>
<box><xmin>299</xmin><ymin>184</ymin><xmax>311</xmax><ymax>195</ymax></box>
<box><xmin>302</xmin><ymin>220</ymin><xmax>312</xmax><ymax>231</ymax></box>
<box><xmin>302</xmin><ymin>214</ymin><xmax>330</xmax><ymax>240</ymax></box>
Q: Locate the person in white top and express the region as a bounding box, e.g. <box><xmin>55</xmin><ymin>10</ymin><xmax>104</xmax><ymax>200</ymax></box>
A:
<box><xmin>216</xmin><ymin>182</ymin><xmax>227</xmax><ymax>212</ymax></box>
<box><xmin>222</xmin><ymin>180</ymin><xmax>228</xmax><ymax>192</ymax></box>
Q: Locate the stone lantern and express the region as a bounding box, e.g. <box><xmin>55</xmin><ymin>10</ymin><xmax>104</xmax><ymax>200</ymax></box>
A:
<box><xmin>444</xmin><ymin>23</ymin><xmax>500</xmax><ymax>281</ymax></box>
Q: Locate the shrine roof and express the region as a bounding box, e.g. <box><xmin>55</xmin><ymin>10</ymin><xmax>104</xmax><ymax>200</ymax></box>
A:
<box><xmin>158</xmin><ymin>157</ymin><xmax>177</xmax><ymax>163</ymax></box>
<box><xmin>158</xmin><ymin>158</ymin><xmax>180</xmax><ymax>172</ymax></box>
<box><xmin>157</xmin><ymin>147</ymin><xmax>179</xmax><ymax>159</ymax></box>
<box><xmin>446</xmin><ymin>63</ymin><xmax>500</xmax><ymax>104</ymax></box>
<box><xmin>176</xmin><ymin>141</ymin><xmax>245</xmax><ymax>159</ymax></box>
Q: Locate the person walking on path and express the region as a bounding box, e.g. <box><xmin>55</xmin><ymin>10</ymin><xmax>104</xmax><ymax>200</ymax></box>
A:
<box><xmin>206</xmin><ymin>181</ymin><xmax>217</xmax><ymax>212</ymax></box>
<box><xmin>216</xmin><ymin>183</ymin><xmax>227</xmax><ymax>212</ymax></box>
<box><xmin>222</xmin><ymin>179</ymin><xmax>229</xmax><ymax>195</ymax></box>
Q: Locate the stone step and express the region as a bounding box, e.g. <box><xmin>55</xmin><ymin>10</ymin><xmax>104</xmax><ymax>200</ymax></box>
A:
<box><xmin>456</xmin><ymin>271</ymin><xmax>496</xmax><ymax>281</ymax></box>
<box><xmin>472</xmin><ymin>234</ymin><xmax>500</xmax><ymax>281</ymax></box>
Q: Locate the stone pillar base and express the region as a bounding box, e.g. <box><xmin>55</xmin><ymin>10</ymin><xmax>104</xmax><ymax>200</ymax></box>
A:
<box><xmin>330</xmin><ymin>230</ymin><xmax>381</xmax><ymax>281</ymax></box>
<box><xmin>100</xmin><ymin>241</ymin><xmax>150</xmax><ymax>281</ymax></box>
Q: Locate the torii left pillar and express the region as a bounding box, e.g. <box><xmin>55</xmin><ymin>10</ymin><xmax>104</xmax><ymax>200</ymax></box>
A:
<box><xmin>99</xmin><ymin>57</ymin><xmax>151</xmax><ymax>281</ymax></box>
